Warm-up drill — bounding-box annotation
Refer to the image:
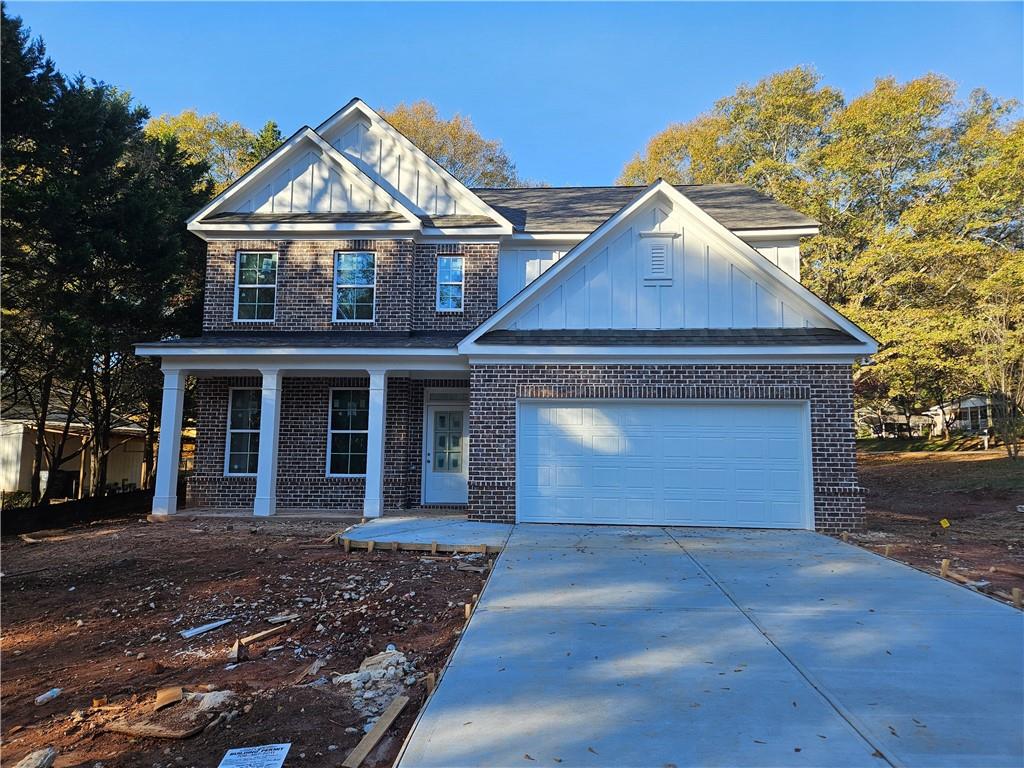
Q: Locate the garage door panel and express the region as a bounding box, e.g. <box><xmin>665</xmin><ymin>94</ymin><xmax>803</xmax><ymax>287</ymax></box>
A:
<box><xmin>518</xmin><ymin>401</ymin><xmax>811</xmax><ymax>529</ymax></box>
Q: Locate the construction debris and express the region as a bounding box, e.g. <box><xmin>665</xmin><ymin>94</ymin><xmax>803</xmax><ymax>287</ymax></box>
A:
<box><xmin>33</xmin><ymin>688</ymin><xmax>61</xmax><ymax>706</ymax></box>
<box><xmin>342</xmin><ymin>695</ymin><xmax>410</xmax><ymax>768</ymax></box>
<box><xmin>153</xmin><ymin>686</ymin><xmax>184</xmax><ymax>712</ymax></box>
<box><xmin>179</xmin><ymin>618</ymin><xmax>232</xmax><ymax>639</ymax></box>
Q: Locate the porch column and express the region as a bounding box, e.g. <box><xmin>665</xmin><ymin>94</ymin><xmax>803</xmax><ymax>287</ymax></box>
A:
<box><xmin>363</xmin><ymin>369</ymin><xmax>387</xmax><ymax>518</ymax></box>
<box><xmin>253</xmin><ymin>368</ymin><xmax>283</xmax><ymax>517</ymax></box>
<box><xmin>152</xmin><ymin>368</ymin><xmax>185</xmax><ymax>516</ymax></box>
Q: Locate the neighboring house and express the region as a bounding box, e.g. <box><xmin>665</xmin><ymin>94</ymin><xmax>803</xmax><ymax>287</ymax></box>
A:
<box><xmin>854</xmin><ymin>406</ymin><xmax>933</xmax><ymax>439</ymax></box>
<box><xmin>0</xmin><ymin>413</ymin><xmax>148</xmax><ymax>499</ymax></box>
<box><xmin>925</xmin><ymin>395</ymin><xmax>994</xmax><ymax>437</ymax></box>
<box><xmin>136</xmin><ymin>98</ymin><xmax>877</xmax><ymax>533</ymax></box>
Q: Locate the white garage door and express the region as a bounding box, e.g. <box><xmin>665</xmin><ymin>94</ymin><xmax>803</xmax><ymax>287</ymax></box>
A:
<box><xmin>517</xmin><ymin>401</ymin><xmax>811</xmax><ymax>529</ymax></box>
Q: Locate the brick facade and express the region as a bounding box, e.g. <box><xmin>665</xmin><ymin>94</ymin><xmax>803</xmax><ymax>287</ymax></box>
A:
<box><xmin>202</xmin><ymin>239</ymin><xmax>497</xmax><ymax>334</ymax></box>
<box><xmin>467</xmin><ymin>363</ymin><xmax>864</xmax><ymax>532</ymax></box>
<box><xmin>186</xmin><ymin>375</ymin><xmax>470</xmax><ymax>512</ymax></box>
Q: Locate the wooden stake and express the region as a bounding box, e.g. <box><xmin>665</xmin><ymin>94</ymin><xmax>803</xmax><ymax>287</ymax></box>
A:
<box><xmin>341</xmin><ymin>695</ymin><xmax>409</xmax><ymax>768</ymax></box>
<box><xmin>431</xmin><ymin>541</ymin><xmax>438</xmax><ymax>555</ymax></box>
<box><xmin>343</xmin><ymin>538</ymin><xmax>351</xmax><ymax>553</ymax></box>
<box><xmin>464</xmin><ymin>603</ymin><xmax>472</xmax><ymax>620</ymax></box>
<box><xmin>1013</xmin><ymin>588</ymin><xmax>1023</xmax><ymax>610</ymax></box>
<box><xmin>841</xmin><ymin>532</ymin><xmax>849</xmax><ymax>542</ymax></box>
<box><xmin>472</xmin><ymin>593</ymin><xmax>479</xmax><ymax>603</ymax></box>
<box><xmin>883</xmin><ymin>544</ymin><xmax>892</xmax><ymax>557</ymax></box>
<box><xmin>391</xmin><ymin>541</ymin><xmax>399</xmax><ymax>552</ymax></box>
<box><xmin>366</xmin><ymin>540</ymin><xmax>375</xmax><ymax>553</ymax></box>
<box><xmin>940</xmin><ymin>558</ymin><xmax>951</xmax><ymax>578</ymax></box>
<box><xmin>425</xmin><ymin>672</ymin><xmax>436</xmax><ymax>694</ymax></box>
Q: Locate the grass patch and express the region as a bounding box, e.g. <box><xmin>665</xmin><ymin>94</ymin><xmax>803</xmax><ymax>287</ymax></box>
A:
<box><xmin>857</xmin><ymin>435</ymin><xmax>988</xmax><ymax>453</ymax></box>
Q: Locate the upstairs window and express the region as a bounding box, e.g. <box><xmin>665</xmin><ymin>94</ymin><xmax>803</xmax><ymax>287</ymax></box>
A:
<box><xmin>436</xmin><ymin>255</ymin><xmax>464</xmax><ymax>311</ymax></box>
<box><xmin>327</xmin><ymin>388</ymin><xmax>369</xmax><ymax>476</ymax></box>
<box><xmin>334</xmin><ymin>251</ymin><xmax>375</xmax><ymax>322</ymax></box>
<box><xmin>225</xmin><ymin>388</ymin><xmax>261</xmax><ymax>475</ymax></box>
<box><xmin>235</xmin><ymin>252</ymin><xmax>277</xmax><ymax>321</ymax></box>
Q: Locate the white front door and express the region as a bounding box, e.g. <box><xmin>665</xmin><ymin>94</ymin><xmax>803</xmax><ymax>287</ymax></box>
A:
<box><xmin>423</xmin><ymin>405</ymin><xmax>469</xmax><ymax>504</ymax></box>
<box><xmin>517</xmin><ymin>400</ymin><xmax>812</xmax><ymax>529</ymax></box>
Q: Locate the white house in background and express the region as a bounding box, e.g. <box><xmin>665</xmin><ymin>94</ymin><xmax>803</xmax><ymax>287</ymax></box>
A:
<box><xmin>0</xmin><ymin>414</ymin><xmax>148</xmax><ymax>499</ymax></box>
<box><xmin>925</xmin><ymin>395</ymin><xmax>994</xmax><ymax>437</ymax></box>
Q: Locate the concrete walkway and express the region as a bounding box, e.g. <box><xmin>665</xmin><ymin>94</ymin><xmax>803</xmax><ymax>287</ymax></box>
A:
<box><xmin>341</xmin><ymin>515</ymin><xmax>513</xmax><ymax>549</ymax></box>
<box><xmin>397</xmin><ymin>525</ymin><xmax>1024</xmax><ymax>768</ymax></box>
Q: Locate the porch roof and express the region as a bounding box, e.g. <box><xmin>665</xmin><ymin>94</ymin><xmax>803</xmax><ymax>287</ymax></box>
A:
<box><xmin>143</xmin><ymin>330</ymin><xmax>465</xmax><ymax>350</ymax></box>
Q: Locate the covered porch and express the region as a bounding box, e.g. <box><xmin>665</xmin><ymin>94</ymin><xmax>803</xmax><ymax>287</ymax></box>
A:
<box><xmin>142</xmin><ymin>341</ymin><xmax>471</xmax><ymax>520</ymax></box>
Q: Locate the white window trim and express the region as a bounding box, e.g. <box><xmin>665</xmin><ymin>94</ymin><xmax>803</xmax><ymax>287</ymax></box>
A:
<box><xmin>233</xmin><ymin>250</ymin><xmax>278</xmax><ymax>323</ymax></box>
<box><xmin>224</xmin><ymin>386</ymin><xmax>261</xmax><ymax>477</ymax></box>
<box><xmin>326</xmin><ymin>386</ymin><xmax>370</xmax><ymax>478</ymax></box>
<box><xmin>332</xmin><ymin>251</ymin><xmax>376</xmax><ymax>324</ymax></box>
<box><xmin>436</xmin><ymin>254</ymin><xmax>465</xmax><ymax>313</ymax></box>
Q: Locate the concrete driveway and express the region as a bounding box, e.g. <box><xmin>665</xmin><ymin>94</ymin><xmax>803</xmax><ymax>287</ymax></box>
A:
<box><xmin>397</xmin><ymin>525</ymin><xmax>1024</xmax><ymax>768</ymax></box>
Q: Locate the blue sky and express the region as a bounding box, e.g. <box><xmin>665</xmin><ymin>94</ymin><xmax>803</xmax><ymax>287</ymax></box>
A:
<box><xmin>9</xmin><ymin>2</ymin><xmax>1023</xmax><ymax>186</ymax></box>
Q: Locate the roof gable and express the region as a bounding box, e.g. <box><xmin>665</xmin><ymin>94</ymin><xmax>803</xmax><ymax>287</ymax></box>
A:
<box><xmin>461</xmin><ymin>181</ymin><xmax>876</xmax><ymax>355</ymax></box>
<box><xmin>188</xmin><ymin>128</ymin><xmax>420</xmax><ymax>234</ymax></box>
<box><xmin>316</xmin><ymin>99</ymin><xmax>512</xmax><ymax>229</ymax></box>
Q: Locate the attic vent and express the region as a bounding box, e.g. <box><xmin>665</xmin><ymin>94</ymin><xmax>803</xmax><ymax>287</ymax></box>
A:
<box><xmin>640</xmin><ymin>232</ymin><xmax>678</xmax><ymax>285</ymax></box>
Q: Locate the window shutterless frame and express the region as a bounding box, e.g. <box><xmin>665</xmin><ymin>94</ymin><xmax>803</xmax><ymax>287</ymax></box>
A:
<box><xmin>333</xmin><ymin>251</ymin><xmax>376</xmax><ymax>323</ymax></box>
<box><xmin>224</xmin><ymin>387</ymin><xmax>261</xmax><ymax>476</ymax></box>
<box><xmin>436</xmin><ymin>255</ymin><xmax>464</xmax><ymax>312</ymax></box>
<box><xmin>233</xmin><ymin>251</ymin><xmax>278</xmax><ymax>322</ymax></box>
<box><xmin>325</xmin><ymin>387</ymin><xmax>371</xmax><ymax>477</ymax></box>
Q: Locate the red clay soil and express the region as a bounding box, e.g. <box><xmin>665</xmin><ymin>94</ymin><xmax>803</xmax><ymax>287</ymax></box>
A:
<box><xmin>853</xmin><ymin>449</ymin><xmax>1024</xmax><ymax>600</ymax></box>
<box><xmin>0</xmin><ymin>517</ymin><xmax>485</xmax><ymax>767</ymax></box>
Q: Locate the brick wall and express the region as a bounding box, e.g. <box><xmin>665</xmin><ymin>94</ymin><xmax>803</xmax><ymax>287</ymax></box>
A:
<box><xmin>202</xmin><ymin>239</ymin><xmax>498</xmax><ymax>335</ymax></box>
<box><xmin>203</xmin><ymin>239</ymin><xmax>414</xmax><ymax>332</ymax></box>
<box><xmin>186</xmin><ymin>375</ymin><xmax>469</xmax><ymax>512</ymax></box>
<box><xmin>467</xmin><ymin>364</ymin><xmax>864</xmax><ymax>532</ymax></box>
<box><xmin>412</xmin><ymin>242</ymin><xmax>499</xmax><ymax>332</ymax></box>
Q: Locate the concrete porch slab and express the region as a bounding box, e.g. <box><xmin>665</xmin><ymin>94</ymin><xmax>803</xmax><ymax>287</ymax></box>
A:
<box><xmin>340</xmin><ymin>516</ymin><xmax>513</xmax><ymax>549</ymax></box>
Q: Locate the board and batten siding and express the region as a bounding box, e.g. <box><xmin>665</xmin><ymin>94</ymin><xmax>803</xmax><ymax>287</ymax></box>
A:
<box><xmin>497</xmin><ymin>246</ymin><xmax>574</xmax><ymax>306</ymax></box>
<box><xmin>322</xmin><ymin>117</ymin><xmax>493</xmax><ymax>219</ymax></box>
<box><xmin>229</xmin><ymin>149</ymin><xmax>393</xmax><ymax>215</ymax></box>
<box><xmin>503</xmin><ymin>199</ymin><xmax>830</xmax><ymax>332</ymax></box>
<box><xmin>743</xmin><ymin>238</ymin><xmax>801</xmax><ymax>282</ymax></box>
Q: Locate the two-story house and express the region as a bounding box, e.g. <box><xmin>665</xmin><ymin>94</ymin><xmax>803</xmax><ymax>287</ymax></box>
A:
<box><xmin>137</xmin><ymin>98</ymin><xmax>877</xmax><ymax>532</ymax></box>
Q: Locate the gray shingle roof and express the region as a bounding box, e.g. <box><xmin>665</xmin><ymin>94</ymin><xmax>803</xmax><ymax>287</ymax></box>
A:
<box><xmin>148</xmin><ymin>331</ymin><xmax>465</xmax><ymax>349</ymax></box>
<box><xmin>477</xmin><ymin>328</ymin><xmax>856</xmax><ymax>346</ymax></box>
<box><xmin>471</xmin><ymin>184</ymin><xmax>819</xmax><ymax>233</ymax></box>
<box><xmin>420</xmin><ymin>214</ymin><xmax>501</xmax><ymax>229</ymax></box>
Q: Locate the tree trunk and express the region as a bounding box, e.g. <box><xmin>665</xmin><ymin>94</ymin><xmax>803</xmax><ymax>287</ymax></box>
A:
<box><xmin>142</xmin><ymin>401</ymin><xmax>157</xmax><ymax>490</ymax></box>
<box><xmin>30</xmin><ymin>373</ymin><xmax>53</xmax><ymax>505</ymax></box>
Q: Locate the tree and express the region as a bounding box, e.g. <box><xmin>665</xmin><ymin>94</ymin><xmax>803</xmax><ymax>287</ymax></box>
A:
<box><xmin>2</xmin><ymin>7</ymin><xmax>210</xmax><ymax>502</ymax></box>
<box><xmin>381</xmin><ymin>100</ymin><xmax>520</xmax><ymax>187</ymax></box>
<box><xmin>145</xmin><ymin>109</ymin><xmax>252</xmax><ymax>193</ymax></box>
<box><xmin>240</xmin><ymin>119</ymin><xmax>283</xmax><ymax>168</ymax></box>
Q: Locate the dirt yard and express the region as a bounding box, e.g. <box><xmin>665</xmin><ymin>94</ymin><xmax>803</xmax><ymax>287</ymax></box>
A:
<box><xmin>854</xmin><ymin>449</ymin><xmax>1024</xmax><ymax>599</ymax></box>
<box><xmin>0</xmin><ymin>517</ymin><xmax>486</xmax><ymax>767</ymax></box>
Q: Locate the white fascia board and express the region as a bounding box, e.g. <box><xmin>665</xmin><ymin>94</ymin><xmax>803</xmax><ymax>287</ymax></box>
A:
<box><xmin>458</xmin><ymin>180</ymin><xmax>667</xmax><ymax>349</ymax></box>
<box><xmin>732</xmin><ymin>226</ymin><xmax>820</xmax><ymax>239</ymax></box>
<box><xmin>463</xmin><ymin>343</ymin><xmax>874</xmax><ymax>360</ymax></box>
<box><xmin>467</xmin><ymin>350</ymin><xmax>870</xmax><ymax>366</ymax></box>
<box><xmin>508</xmin><ymin>232</ymin><xmax>588</xmax><ymax>243</ymax></box>
<box><xmin>421</xmin><ymin>226</ymin><xmax>512</xmax><ymax>237</ymax></box>
<box><xmin>315</xmin><ymin>99</ymin><xmax>515</xmax><ymax>231</ymax></box>
<box><xmin>135</xmin><ymin>343</ymin><xmax>463</xmax><ymax>359</ymax></box>
<box><xmin>188</xmin><ymin>222</ymin><xmax>422</xmax><ymax>241</ymax></box>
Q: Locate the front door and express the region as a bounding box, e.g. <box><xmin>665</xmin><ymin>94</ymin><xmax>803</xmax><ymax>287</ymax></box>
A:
<box><xmin>423</xmin><ymin>405</ymin><xmax>469</xmax><ymax>504</ymax></box>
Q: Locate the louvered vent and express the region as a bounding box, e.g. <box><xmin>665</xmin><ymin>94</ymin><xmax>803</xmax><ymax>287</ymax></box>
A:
<box><xmin>643</xmin><ymin>236</ymin><xmax>674</xmax><ymax>285</ymax></box>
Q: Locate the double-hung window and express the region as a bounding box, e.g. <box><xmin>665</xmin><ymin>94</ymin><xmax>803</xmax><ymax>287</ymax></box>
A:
<box><xmin>436</xmin><ymin>255</ymin><xmax>464</xmax><ymax>312</ymax></box>
<box><xmin>235</xmin><ymin>251</ymin><xmax>277</xmax><ymax>321</ymax></box>
<box><xmin>334</xmin><ymin>251</ymin><xmax>375</xmax><ymax>322</ymax></box>
<box><xmin>225</xmin><ymin>388</ymin><xmax>261</xmax><ymax>475</ymax></box>
<box><xmin>327</xmin><ymin>388</ymin><xmax>369</xmax><ymax>476</ymax></box>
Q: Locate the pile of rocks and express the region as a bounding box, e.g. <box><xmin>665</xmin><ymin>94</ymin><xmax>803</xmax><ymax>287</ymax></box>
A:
<box><xmin>332</xmin><ymin>648</ymin><xmax>420</xmax><ymax>731</ymax></box>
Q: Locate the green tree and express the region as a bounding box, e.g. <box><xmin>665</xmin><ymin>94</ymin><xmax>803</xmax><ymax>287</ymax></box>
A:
<box><xmin>381</xmin><ymin>100</ymin><xmax>520</xmax><ymax>187</ymax></box>
<box><xmin>145</xmin><ymin>108</ymin><xmax>252</xmax><ymax>193</ymax></box>
<box><xmin>240</xmin><ymin>119</ymin><xmax>283</xmax><ymax>168</ymax></box>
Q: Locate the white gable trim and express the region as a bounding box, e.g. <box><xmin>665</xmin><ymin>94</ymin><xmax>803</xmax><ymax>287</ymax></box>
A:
<box><xmin>186</xmin><ymin>127</ymin><xmax>421</xmax><ymax>235</ymax></box>
<box><xmin>316</xmin><ymin>99</ymin><xmax>514</xmax><ymax>232</ymax></box>
<box><xmin>459</xmin><ymin>180</ymin><xmax>876</xmax><ymax>354</ymax></box>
